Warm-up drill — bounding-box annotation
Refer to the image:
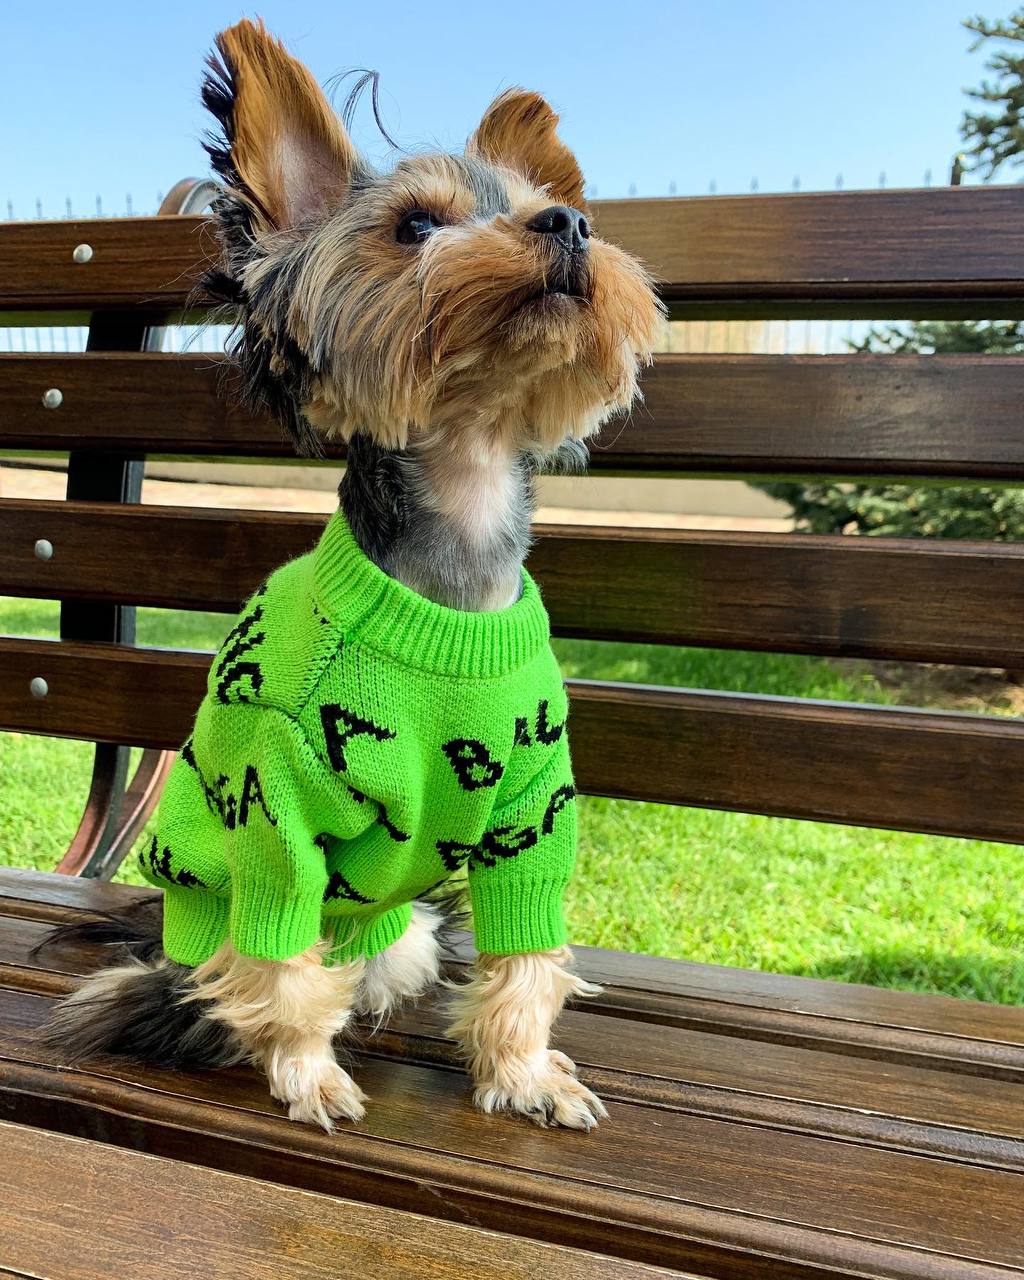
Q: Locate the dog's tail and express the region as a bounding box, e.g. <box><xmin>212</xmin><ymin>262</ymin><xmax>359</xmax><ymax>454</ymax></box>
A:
<box><xmin>37</xmin><ymin>896</ymin><xmax>244</xmax><ymax>1069</ymax></box>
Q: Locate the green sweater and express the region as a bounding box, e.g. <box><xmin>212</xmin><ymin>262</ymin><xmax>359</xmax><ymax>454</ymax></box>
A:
<box><xmin>141</xmin><ymin>510</ymin><xmax>577</xmax><ymax>966</ymax></box>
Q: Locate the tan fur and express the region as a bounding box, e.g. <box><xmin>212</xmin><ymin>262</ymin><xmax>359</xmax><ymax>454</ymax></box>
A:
<box><xmin>296</xmin><ymin>194</ymin><xmax>661</xmax><ymax>450</ymax></box>
<box><xmin>215</xmin><ymin>19</ymin><xmax>357</xmax><ymax>231</ymax></box>
<box><xmin>189</xmin><ymin>940</ymin><xmax>366</xmax><ymax>1128</ymax></box>
<box><xmin>469</xmin><ymin>89</ymin><xmax>586</xmax><ymax>210</ymax></box>
<box><xmin>446</xmin><ymin>947</ymin><xmax>607</xmax><ymax>1129</ymax></box>
<box><xmin>209</xmin><ymin>30</ymin><xmax>664</xmax><ymax>454</ymax></box>
<box><xmin>58</xmin><ymin>955</ymin><xmax>160</xmax><ymax>1007</ymax></box>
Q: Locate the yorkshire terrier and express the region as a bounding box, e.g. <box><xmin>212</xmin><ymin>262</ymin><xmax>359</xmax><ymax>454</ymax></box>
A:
<box><xmin>48</xmin><ymin>19</ymin><xmax>662</xmax><ymax>1131</ymax></box>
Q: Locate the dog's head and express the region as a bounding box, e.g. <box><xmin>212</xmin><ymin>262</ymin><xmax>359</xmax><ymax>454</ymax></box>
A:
<box><xmin>203</xmin><ymin>20</ymin><xmax>663</xmax><ymax>457</ymax></box>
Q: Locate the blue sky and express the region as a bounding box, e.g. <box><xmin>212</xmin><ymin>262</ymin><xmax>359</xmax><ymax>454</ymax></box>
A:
<box><xmin>0</xmin><ymin>0</ymin><xmax>1006</xmax><ymax>218</ymax></box>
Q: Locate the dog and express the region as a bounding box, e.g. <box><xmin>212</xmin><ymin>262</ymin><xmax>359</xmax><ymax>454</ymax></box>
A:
<box><xmin>45</xmin><ymin>18</ymin><xmax>662</xmax><ymax>1132</ymax></box>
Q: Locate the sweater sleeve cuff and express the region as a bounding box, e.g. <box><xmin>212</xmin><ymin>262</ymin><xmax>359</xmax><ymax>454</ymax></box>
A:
<box><xmin>468</xmin><ymin>876</ymin><xmax>568</xmax><ymax>955</ymax></box>
<box><xmin>229</xmin><ymin>881</ymin><xmax>323</xmax><ymax>960</ymax></box>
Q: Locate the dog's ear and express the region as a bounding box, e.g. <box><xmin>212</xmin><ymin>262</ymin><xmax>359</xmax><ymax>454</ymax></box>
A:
<box><xmin>203</xmin><ymin>19</ymin><xmax>358</xmax><ymax>238</ymax></box>
<box><xmin>468</xmin><ymin>89</ymin><xmax>586</xmax><ymax>210</ymax></box>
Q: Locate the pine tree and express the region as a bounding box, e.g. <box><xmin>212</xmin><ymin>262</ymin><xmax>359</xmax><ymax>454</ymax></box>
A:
<box><xmin>962</xmin><ymin>9</ymin><xmax>1024</xmax><ymax>177</ymax></box>
<box><xmin>756</xmin><ymin>12</ymin><xmax>1024</xmax><ymax>541</ymax></box>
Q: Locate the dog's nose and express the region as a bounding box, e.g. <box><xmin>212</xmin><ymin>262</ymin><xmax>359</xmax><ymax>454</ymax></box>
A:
<box><xmin>526</xmin><ymin>204</ymin><xmax>590</xmax><ymax>252</ymax></box>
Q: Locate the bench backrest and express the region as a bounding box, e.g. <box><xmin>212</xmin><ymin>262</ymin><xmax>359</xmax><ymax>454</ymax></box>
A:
<box><xmin>2</xmin><ymin>180</ymin><xmax>1024</xmax><ymax>860</ymax></box>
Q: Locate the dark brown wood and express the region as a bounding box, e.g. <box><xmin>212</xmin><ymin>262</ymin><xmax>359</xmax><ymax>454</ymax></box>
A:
<box><xmin>595</xmin><ymin>185</ymin><xmax>1024</xmax><ymax>313</ymax></box>
<box><xmin>568</xmin><ymin>678</ymin><xmax>1024</xmax><ymax>841</ymax></box>
<box><xmin>2</xmin><ymin>637</ymin><xmax>1023</xmax><ymax>842</ymax></box>
<box><xmin>5</xmin><ymin>869</ymin><xmax>1024</xmax><ymax>1277</ymax></box>
<box><xmin>0</xmin><ymin>1122</ymin><xmax>674</xmax><ymax>1280</ymax></box>
<box><xmin>0</xmin><ymin>216</ymin><xmax>218</xmax><ymax>313</ymax></box>
<box><xmin>6</xmin><ymin>902</ymin><xmax>1024</xmax><ymax>1168</ymax></box>
<box><xmin>4</xmin><ymin>499</ymin><xmax>1024</xmax><ymax>668</ymax></box>
<box><xmin>4</xmin><ymin>187</ymin><xmax>1024</xmax><ymax>317</ymax></box>
<box><xmin>3</xmin><ymin>866</ymin><xmax>1024</xmax><ymax>1075</ymax></box>
<box><xmin>2</xmin><ymin>985</ymin><xmax>1023</xmax><ymax>1277</ymax></box>
<box><xmin>608</xmin><ymin>353</ymin><xmax>1024</xmax><ymax>478</ymax></box>
<box><xmin>10</xmin><ymin>351</ymin><xmax>1024</xmax><ymax>480</ymax></box>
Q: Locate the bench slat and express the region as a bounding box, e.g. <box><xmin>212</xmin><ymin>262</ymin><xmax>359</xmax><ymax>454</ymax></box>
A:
<box><xmin>1</xmin><ymin>1121</ymin><xmax>670</xmax><ymax>1280</ymax></box>
<box><xmin>3</xmin><ymin>188</ymin><xmax>1024</xmax><ymax>315</ymax></box>
<box><xmin>3</xmin><ymin>911</ymin><xmax>1023</xmax><ymax>1171</ymax></box>
<box><xmin>2</xmin><ymin>637</ymin><xmax>1022</xmax><ymax>842</ymax></box>
<box><xmin>3</xmin><ymin>499</ymin><xmax>1024</xmax><ymax>667</ymax></box>
<box><xmin>3</xmin><ymin>866</ymin><xmax>1023</xmax><ymax>1074</ymax></box>
<box><xmin>0</xmin><ymin>216</ymin><xmax>218</xmax><ymax>313</ymax></box>
<box><xmin>2</xmin><ymin>982</ymin><xmax>1023</xmax><ymax>1278</ymax></box>
<box><xmin>595</xmin><ymin>186</ymin><xmax>1024</xmax><ymax>309</ymax></box>
<box><xmin>6</xmin><ymin>351</ymin><xmax>1024</xmax><ymax>479</ymax></box>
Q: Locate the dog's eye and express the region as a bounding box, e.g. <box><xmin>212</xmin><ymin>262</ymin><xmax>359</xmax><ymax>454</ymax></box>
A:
<box><xmin>396</xmin><ymin>210</ymin><xmax>442</xmax><ymax>245</ymax></box>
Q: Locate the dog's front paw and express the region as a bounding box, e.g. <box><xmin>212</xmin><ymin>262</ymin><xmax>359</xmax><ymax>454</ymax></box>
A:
<box><xmin>474</xmin><ymin>1049</ymin><xmax>607</xmax><ymax>1130</ymax></box>
<box><xmin>265</xmin><ymin>1047</ymin><xmax>367</xmax><ymax>1130</ymax></box>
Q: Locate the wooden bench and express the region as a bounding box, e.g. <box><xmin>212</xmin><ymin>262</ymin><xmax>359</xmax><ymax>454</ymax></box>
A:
<box><xmin>2</xmin><ymin>181</ymin><xmax>1024</xmax><ymax>1276</ymax></box>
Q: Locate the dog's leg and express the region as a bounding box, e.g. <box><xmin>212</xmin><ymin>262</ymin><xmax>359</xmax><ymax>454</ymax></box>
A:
<box><xmin>446</xmin><ymin>945</ymin><xmax>607</xmax><ymax>1130</ymax></box>
<box><xmin>356</xmin><ymin>901</ymin><xmax>444</xmax><ymax>1022</ymax></box>
<box><xmin>190</xmin><ymin>941</ymin><xmax>366</xmax><ymax>1129</ymax></box>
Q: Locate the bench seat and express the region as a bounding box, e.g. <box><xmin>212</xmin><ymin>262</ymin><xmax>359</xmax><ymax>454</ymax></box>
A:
<box><xmin>2</xmin><ymin>867</ymin><xmax>1022</xmax><ymax>1278</ymax></box>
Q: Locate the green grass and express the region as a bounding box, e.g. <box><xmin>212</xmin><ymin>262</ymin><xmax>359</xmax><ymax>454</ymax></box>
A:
<box><xmin>3</xmin><ymin>594</ymin><xmax>1022</xmax><ymax>1005</ymax></box>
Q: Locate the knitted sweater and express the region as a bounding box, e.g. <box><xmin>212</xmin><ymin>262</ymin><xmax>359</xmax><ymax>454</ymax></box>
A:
<box><xmin>140</xmin><ymin>510</ymin><xmax>577</xmax><ymax>966</ymax></box>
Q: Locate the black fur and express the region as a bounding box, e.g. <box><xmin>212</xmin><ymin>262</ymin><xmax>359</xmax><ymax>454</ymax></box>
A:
<box><xmin>37</xmin><ymin>898</ymin><xmax>243</xmax><ymax>1070</ymax></box>
<box><xmin>200</xmin><ymin>37</ymin><xmax>270</xmax><ymax>249</ymax></box>
<box><xmin>338</xmin><ymin>433</ymin><xmax>412</xmax><ymax>572</ymax></box>
<box><xmin>198</xmin><ymin>37</ymin><xmax>326</xmax><ymax>459</ymax></box>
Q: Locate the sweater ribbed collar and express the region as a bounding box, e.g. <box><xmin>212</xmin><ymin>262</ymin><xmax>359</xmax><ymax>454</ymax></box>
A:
<box><xmin>312</xmin><ymin>510</ymin><xmax>550</xmax><ymax>678</ymax></box>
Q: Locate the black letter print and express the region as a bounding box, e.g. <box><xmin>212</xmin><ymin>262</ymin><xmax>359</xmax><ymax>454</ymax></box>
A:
<box><xmin>436</xmin><ymin>839</ymin><xmax>477</xmax><ymax>873</ymax></box>
<box><xmin>314</xmin><ymin>834</ymin><xmax>377</xmax><ymax>905</ymax></box>
<box><xmin>320</xmin><ymin>705</ymin><xmax>396</xmax><ymax>773</ymax></box>
<box><xmin>346</xmin><ymin>785</ymin><xmax>410</xmax><ymax>843</ymax></box>
<box><xmin>442</xmin><ymin>739</ymin><xmax>504</xmax><ymax>791</ymax></box>
<box><xmin>513</xmin><ymin>717</ymin><xmax>533</xmax><ymax>747</ymax></box>
<box><xmin>535</xmin><ymin>700</ymin><xmax>566</xmax><ymax>746</ymax></box>
<box><xmin>322</xmin><ymin>871</ymin><xmax>376</xmax><ymax>905</ymax></box>
<box><xmin>181</xmin><ymin>738</ymin><xmax>228</xmax><ymax>824</ymax></box>
<box><xmin>237</xmin><ymin>764</ymin><xmax>277</xmax><ymax>829</ymax></box>
<box><xmin>141</xmin><ymin>835</ymin><xmax>205</xmax><ymax>888</ymax></box>
<box><xmin>542</xmin><ymin>785</ymin><xmax>576</xmax><ymax>835</ymax></box>
<box><xmin>472</xmin><ymin>824</ymin><xmax>539</xmax><ymax>869</ymax></box>
<box><xmin>436</xmin><ymin>823</ymin><xmax>539</xmax><ymax>873</ymax></box>
<box><xmin>215</xmin><ymin>606</ymin><xmax>266</xmax><ymax>705</ymax></box>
